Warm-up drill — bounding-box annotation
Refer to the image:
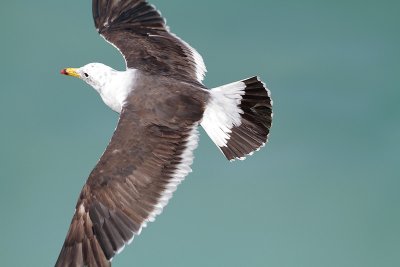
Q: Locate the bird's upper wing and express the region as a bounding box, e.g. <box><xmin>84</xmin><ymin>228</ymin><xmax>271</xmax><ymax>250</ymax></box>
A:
<box><xmin>55</xmin><ymin>88</ymin><xmax>205</xmax><ymax>267</ymax></box>
<box><xmin>92</xmin><ymin>0</ymin><xmax>206</xmax><ymax>84</ymax></box>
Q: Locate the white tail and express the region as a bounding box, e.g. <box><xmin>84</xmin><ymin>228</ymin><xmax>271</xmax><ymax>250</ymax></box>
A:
<box><xmin>201</xmin><ymin>77</ymin><xmax>273</xmax><ymax>161</ymax></box>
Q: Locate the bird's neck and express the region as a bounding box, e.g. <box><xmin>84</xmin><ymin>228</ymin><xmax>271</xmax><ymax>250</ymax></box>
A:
<box><xmin>94</xmin><ymin>69</ymin><xmax>137</xmax><ymax>113</ymax></box>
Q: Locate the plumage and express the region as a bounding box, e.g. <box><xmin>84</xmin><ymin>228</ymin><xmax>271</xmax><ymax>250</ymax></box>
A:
<box><xmin>56</xmin><ymin>1</ymin><xmax>273</xmax><ymax>266</ymax></box>
<box><xmin>93</xmin><ymin>0</ymin><xmax>206</xmax><ymax>84</ymax></box>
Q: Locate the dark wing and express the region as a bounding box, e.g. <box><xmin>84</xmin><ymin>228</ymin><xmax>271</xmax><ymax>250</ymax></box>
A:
<box><xmin>55</xmin><ymin>90</ymin><xmax>204</xmax><ymax>267</ymax></box>
<box><xmin>92</xmin><ymin>0</ymin><xmax>206</xmax><ymax>84</ymax></box>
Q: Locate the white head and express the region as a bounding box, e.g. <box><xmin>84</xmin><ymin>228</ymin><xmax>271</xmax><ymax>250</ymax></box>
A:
<box><xmin>60</xmin><ymin>63</ymin><xmax>136</xmax><ymax>113</ymax></box>
<box><xmin>60</xmin><ymin>63</ymin><xmax>116</xmax><ymax>92</ymax></box>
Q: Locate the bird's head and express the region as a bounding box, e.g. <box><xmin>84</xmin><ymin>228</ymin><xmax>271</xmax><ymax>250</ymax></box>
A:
<box><xmin>60</xmin><ymin>63</ymin><xmax>115</xmax><ymax>91</ymax></box>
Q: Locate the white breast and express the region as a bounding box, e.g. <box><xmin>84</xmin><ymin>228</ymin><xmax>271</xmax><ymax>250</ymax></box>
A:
<box><xmin>97</xmin><ymin>69</ymin><xmax>137</xmax><ymax>113</ymax></box>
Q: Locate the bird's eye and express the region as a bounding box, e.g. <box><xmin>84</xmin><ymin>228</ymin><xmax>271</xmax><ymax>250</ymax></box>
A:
<box><xmin>84</xmin><ymin>72</ymin><xmax>89</xmax><ymax>77</ymax></box>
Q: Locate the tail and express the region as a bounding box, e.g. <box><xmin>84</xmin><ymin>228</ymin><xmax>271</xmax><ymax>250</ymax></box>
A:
<box><xmin>201</xmin><ymin>77</ymin><xmax>273</xmax><ymax>161</ymax></box>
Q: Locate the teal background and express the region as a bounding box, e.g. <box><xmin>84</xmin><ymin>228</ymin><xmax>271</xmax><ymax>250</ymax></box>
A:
<box><xmin>0</xmin><ymin>0</ymin><xmax>399</xmax><ymax>266</ymax></box>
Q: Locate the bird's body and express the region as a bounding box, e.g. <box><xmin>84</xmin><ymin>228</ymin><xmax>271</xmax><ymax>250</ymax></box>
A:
<box><xmin>56</xmin><ymin>1</ymin><xmax>273</xmax><ymax>266</ymax></box>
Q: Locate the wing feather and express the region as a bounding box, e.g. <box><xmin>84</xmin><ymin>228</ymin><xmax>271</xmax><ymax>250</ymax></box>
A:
<box><xmin>92</xmin><ymin>0</ymin><xmax>206</xmax><ymax>84</ymax></box>
<box><xmin>55</xmin><ymin>86</ymin><xmax>205</xmax><ymax>266</ymax></box>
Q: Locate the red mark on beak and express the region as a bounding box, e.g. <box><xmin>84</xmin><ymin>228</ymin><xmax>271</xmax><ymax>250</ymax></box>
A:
<box><xmin>60</xmin><ymin>69</ymin><xmax>67</xmax><ymax>75</ymax></box>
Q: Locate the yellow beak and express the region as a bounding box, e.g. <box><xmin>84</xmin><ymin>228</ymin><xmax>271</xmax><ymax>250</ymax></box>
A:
<box><xmin>60</xmin><ymin>68</ymin><xmax>80</xmax><ymax>78</ymax></box>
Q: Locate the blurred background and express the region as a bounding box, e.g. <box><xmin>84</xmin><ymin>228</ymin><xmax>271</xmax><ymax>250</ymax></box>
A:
<box><xmin>0</xmin><ymin>0</ymin><xmax>399</xmax><ymax>266</ymax></box>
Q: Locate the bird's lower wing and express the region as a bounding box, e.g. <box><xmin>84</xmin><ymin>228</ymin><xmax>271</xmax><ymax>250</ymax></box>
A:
<box><xmin>55</xmin><ymin>91</ymin><xmax>204</xmax><ymax>266</ymax></box>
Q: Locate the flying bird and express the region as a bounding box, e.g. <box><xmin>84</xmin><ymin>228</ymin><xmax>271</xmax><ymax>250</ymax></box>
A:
<box><xmin>56</xmin><ymin>0</ymin><xmax>273</xmax><ymax>266</ymax></box>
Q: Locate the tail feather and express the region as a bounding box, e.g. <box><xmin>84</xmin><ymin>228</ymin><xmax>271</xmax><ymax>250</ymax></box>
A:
<box><xmin>201</xmin><ymin>77</ymin><xmax>272</xmax><ymax>161</ymax></box>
